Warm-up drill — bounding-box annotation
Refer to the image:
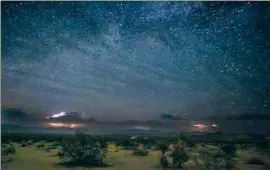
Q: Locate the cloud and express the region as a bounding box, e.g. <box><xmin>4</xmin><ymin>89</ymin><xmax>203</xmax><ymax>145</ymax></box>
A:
<box><xmin>3</xmin><ymin>107</ymin><xmax>269</xmax><ymax>134</ymax></box>
<box><xmin>1</xmin><ymin>108</ymin><xmax>167</xmax><ymax>130</ymax></box>
<box><xmin>101</xmin><ymin>119</ymin><xmax>166</xmax><ymax>128</ymax></box>
<box><xmin>201</xmin><ymin>113</ymin><xmax>270</xmax><ymax>134</ymax></box>
<box><xmin>1</xmin><ymin>108</ymin><xmax>45</xmax><ymax>125</ymax></box>
<box><xmin>133</xmin><ymin>126</ymin><xmax>151</xmax><ymax>131</ymax></box>
<box><xmin>45</xmin><ymin>111</ymin><xmax>96</xmax><ymax>124</ymax></box>
<box><xmin>160</xmin><ymin>113</ymin><xmax>186</xmax><ymax>120</ymax></box>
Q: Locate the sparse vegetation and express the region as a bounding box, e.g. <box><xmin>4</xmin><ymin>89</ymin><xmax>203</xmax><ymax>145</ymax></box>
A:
<box><xmin>1</xmin><ymin>132</ymin><xmax>270</xmax><ymax>170</ymax></box>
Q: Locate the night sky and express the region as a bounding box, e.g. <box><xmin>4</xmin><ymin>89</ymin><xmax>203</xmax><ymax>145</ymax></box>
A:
<box><xmin>1</xmin><ymin>2</ymin><xmax>270</xmax><ymax>133</ymax></box>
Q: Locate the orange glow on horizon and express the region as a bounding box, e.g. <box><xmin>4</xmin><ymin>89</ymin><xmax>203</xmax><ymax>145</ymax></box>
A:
<box><xmin>48</xmin><ymin>122</ymin><xmax>84</xmax><ymax>128</ymax></box>
<box><xmin>193</xmin><ymin>124</ymin><xmax>208</xmax><ymax>129</ymax></box>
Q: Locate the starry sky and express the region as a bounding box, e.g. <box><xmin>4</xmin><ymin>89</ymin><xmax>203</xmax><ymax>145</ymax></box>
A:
<box><xmin>1</xmin><ymin>2</ymin><xmax>270</xmax><ymax>133</ymax></box>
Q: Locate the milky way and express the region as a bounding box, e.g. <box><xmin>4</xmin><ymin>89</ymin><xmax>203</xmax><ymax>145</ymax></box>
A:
<box><xmin>2</xmin><ymin>2</ymin><xmax>270</xmax><ymax>125</ymax></box>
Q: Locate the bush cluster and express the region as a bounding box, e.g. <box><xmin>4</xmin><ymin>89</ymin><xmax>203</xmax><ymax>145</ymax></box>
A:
<box><xmin>58</xmin><ymin>131</ymin><xmax>107</xmax><ymax>167</ymax></box>
<box><xmin>1</xmin><ymin>143</ymin><xmax>16</xmax><ymax>155</ymax></box>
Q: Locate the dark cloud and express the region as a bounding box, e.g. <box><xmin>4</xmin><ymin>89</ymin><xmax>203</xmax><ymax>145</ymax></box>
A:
<box><xmin>100</xmin><ymin>119</ymin><xmax>166</xmax><ymax>128</ymax></box>
<box><xmin>1</xmin><ymin>108</ymin><xmax>167</xmax><ymax>129</ymax></box>
<box><xmin>45</xmin><ymin>111</ymin><xmax>96</xmax><ymax>124</ymax></box>
<box><xmin>160</xmin><ymin>113</ymin><xmax>186</xmax><ymax>120</ymax></box>
<box><xmin>1</xmin><ymin>108</ymin><xmax>44</xmax><ymax>125</ymax></box>
<box><xmin>201</xmin><ymin>113</ymin><xmax>270</xmax><ymax>134</ymax></box>
<box><xmin>2</xmin><ymin>107</ymin><xmax>270</xmax><ymax>134</ymax></box>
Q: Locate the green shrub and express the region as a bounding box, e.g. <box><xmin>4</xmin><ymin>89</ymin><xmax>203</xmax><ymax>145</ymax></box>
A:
<box><xmin>47</xmin><ymin>145</ymin><xmax>56</xmax><ymax>150</ymax></box>
<box><xmin>20</xmin><ymin>140</ymin><xmax>33</xmax><ymax>147</ymax></box>
<box><xmin>36</xmin><ymin>142</ymin><xmax>45</xmax><ymax>148</ymax></box>
<box><xmin>57</xmin><ymin>151</ymin><xmax>64</xmax><ymax>157</ymax></box>
<box><xmin>246</xmin><ymin>157</ymin><xmax>266</xmax><ymax>165</ymax></box>
<box><xmin>171</xmin><ymin>146</ymin><xmax>189</xmax><ymax>169</ymax></box>
<box><xmin>183</xmin><ymin>158</ymin><xmax>205</xmax><ymax>170</ymax></box>
<box><xmin>157</xmin><ymin>142</ymin><xmax>169</xmax><ymax>154</ymax></box>
<box><xmin>21</xmin><ymin>143</ymin><xmax>27</xmax><ymax>147</ymax></box>
<box><xmin>45</xmin><ymin>148</ymin><xmax>51</xmax><ymax>152</ymax></box>
<box><xmin>170</xmin><ymin>135</ymin><xmax>190</xmax><ymax>169</ymax></box>
<box><xmin>59</xmin><ymin>131</ymin><xmax>107</xmax><ymax>167</ymax></box>
<box><xmin>195</xmin><ymin>151</ymin><xmax>235</xmax><ymax>170</ymax></box>
<box><xmin>132</xmin><ymin>143</ymin><xmax>149</xmax><ymax>156</ymax></box>
<box><xmin>220</xmin><ymin>144</ymin><xmax>237</xmax><ymax>157</ymax></box>
<box><xmin>1</xmin><ymin>143</ymin><xmax>16</xmax><ymax>155</ymax></box>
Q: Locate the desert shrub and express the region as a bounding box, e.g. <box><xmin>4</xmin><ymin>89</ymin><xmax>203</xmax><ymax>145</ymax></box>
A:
<box><xmin>196</xmin><ymin>150</ymin><xmax>235</xmax><ymax>170</ymax></box>
<box><xmin>239</xmin><ymin>144</ymin><xmax>249</xmax><ymax>149</ymax></box>
<box><xmin>246</xmin><ymin>157</ymin><xmax>266</xmax><ymax>165</ymax></box>
<box><xmin>20</xmin><ymin>140</ymin><xmax>33</xmax><ymax>147</ymax></box>
<box><xmin>132</xmin><ymin>143</ymin><xmax>148</xmax><ymax>156</ymax></box>
<box><xmin>1</xmin><ymin>143</ymin><xmax>16</xmax><ymax>155</ymax></box>
<box><xmin>21</xmin><ymin>143</ymin><xmax>26</xmax><ymax>147</ymax></box>
<box><xmin>57</xmin><ymin>151</ymin><xmax>64</xmax><ymax>157</ymax></box>
<box><xmin>187</xmin><ymin>155</ymin><xmax>233</xmax><ymax>170</ymax></box>
<box><xmin>107</xmin><ymin>143</ymin><xmax>118</xmax><ymax>152</ymax></box>
<box><xmin>186</xmin><ymin>140</ymin><xmax>196</xmax><ymax>147</ymax></box>
<box><xmin>171</xmin><ymin>146</ymin><xmax>189</xmax><ymax>169</ymax></box>
<box><xmin>36</xmin><ymin>142</ymin><xmax>45</xmax><ymax>148</ymax></box>
<box><xmin>45</xmin><ymin>148</ymin><xmax>51</xmax><ymax>152</ymax></box>
<box><xmin>255</xmin><ymin>139</ymin><xmax>270</xmax><ymax>154</ymax></box>
<box><xmin>27</xmin><ymin>140</ymin><xmax>33</xmax><ymax>145</ymax></box>
<box><xmin>47</xmin><ymin>145</ymin><xmax>57</xmax><ymax>150</ymax></box>
<box><xmin>220</xmin><ymin>144</ymin><xmax>237</xmax><ymax>157</ymax></box>
<box><xmin>194</xmin><ymin>144</ymin><xmax>236</xmax><ymax>170</ymax></box>
<box><xmin>170</xmin><ymin>135</ymin><xmax>190</xmax><ymax>169</ymax></box>
<box><xmin>58</xmin><ymin>131</ymin><xmax>107</xmax><ymax>167</ymax></box>
<box><xmin>120</xmin><ymin>138</ymin><xmax>137</xmax><ymax>149</ymax></box>
<box><xmin>256</xmin><ymin>139</ymin><xmax>269</xmax><ymax>149</ymax></box>
<box><xmin>183</xmin><ymin>157</ymin><xmax>205</xmax><ymax>170</ymax></box>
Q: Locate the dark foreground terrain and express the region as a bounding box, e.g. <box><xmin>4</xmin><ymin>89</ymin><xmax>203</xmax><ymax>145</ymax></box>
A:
<box><xmin>1</xmin><ymin>132</ymin><xmax>270</xmax><ymax>170</ymax></box>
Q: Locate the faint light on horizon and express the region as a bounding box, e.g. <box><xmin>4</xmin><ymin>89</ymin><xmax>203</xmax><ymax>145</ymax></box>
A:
<box><xmin>134</xmin><ymin>126</ymin><xmax>151</xmax><ymax>131</ymax></box>
<box><xmin>48</xmin><ymin>122</ymin><xmax>83</xmax><ymax>128</ymax></box>
<box><xmin>212</xmin><ymin>124</ymin><xmax>218</xmax><ymax>127</ymax></box>
<box><xmin>193</xmin><ymin>124</ymin><xmax>208</xmax><ymax>129</ymax></box>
